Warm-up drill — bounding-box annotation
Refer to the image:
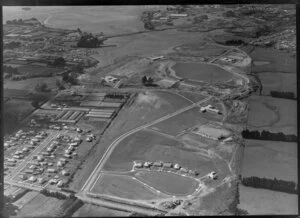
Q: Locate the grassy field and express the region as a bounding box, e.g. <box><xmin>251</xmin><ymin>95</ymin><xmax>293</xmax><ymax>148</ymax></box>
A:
<box><xmin>4</xmin><ymin>76</ymin><xmax>60</xmax><ymax>92</ymax></box>
<box><xmin>247</xmin><ymin>96</ymin><xmax>297</xmax><ymax>134</ymax></box>
<box><xmin>17</xmin><ymin>65</ymin><xmax>64</xmax><ymax>76</ymax></box>
<box><xmin>72</xmin><ymin>204</ymin><xmax>130</xmax><ymax>217</ymax></box>
<box><xmin>238</xmin><ymin>185</ymin><xmax>298</xmax><ymax>215</ymax></box>
<box><xmin>172</xmin><ymin>62</ymin><xmax>233</xmax><ymax>83</ymax></box>
<box><xmin>91</xmin><ymin>174</ymin><xmax>167</xmax><ymax>200</ymax></box>
<box><xmin>259</xmin><ymin>72</ymin><xmax>297</xmax><ymax>97</ymax></box>
<box><xmin>103</xmin><ymin>129</ymin><xmax>216</xmax><ymax>175</ymax></box>
<box><xmin>4</xmin><ymin>98</ymin><xmax>35</xmax><ymax>135</ymax></box>
<box><xmin>177</xmin><ymin>91</ymin><xmax>207</xmax><ymax>103</ymax></box>
<box><xmin>249</xmin><ymin>47</ymin><xmax>296</xmax><ymax>74</ymax></box>
<box><xmin>242</xmin><ymin>140</ymin><xmax>297</xmax><ymax>182</ymax></box>
<box><xmin>151</xmin><ymin>107</ymin><xmax>209</xmax><ymax>136</ymax></box>
<box><xmin>16</xmin><ymin>193</ymin><xmax>66</xmax><ymax>217</ymax></box>
<box><xmin>135</xmin><ymin>171</ymin><xmax>198</xmax><ymax>196</ymax></box>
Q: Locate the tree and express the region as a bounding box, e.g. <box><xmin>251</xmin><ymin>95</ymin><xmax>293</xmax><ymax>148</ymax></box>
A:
<box><xmin>31</xmin><ymin>100</ymin><xmax>40</xmax><ymax>109</ymax></box>
<box><xmin>53</xmin><ymin>57</ymin><xmax>66</xmax><ymax>66</ymax></box>
<box><xmin>56</xmin><ymin>79</ymin><xmax>65</xmax><ymax>90</ymax></box>
<box><xmin>144</xmin><ymin>21</ymin><xmax>155</xmax><ymax>30</ymax></box>
<box><xmin>35</xmin><ymin>82</ymin><xmax>49</xmax><ymax>92</ymax></box>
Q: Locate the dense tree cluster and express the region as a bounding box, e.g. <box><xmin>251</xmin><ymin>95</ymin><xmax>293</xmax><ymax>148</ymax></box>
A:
<box><xmin>56</xmin><ymin>79</ymin><xmax>66</xmax><ymax>90</ymax></box>
<box><xmin>35</xmin><ymin>82</ymin><xmax>50</xmax><ymax>92</ymax></box>
<box><xmin>193</xmin><ymin>15</ymin><xmax>209</xmax><ymax>24</ymax></box>
<box><xmin>40</xmin><ymin>189</ymin><xmax>68</xmax><ymax>200</ymax></box>
<box><xmin>270</xmin><ymin>91</ymin><xmax>296</xmax><ymax>100</ymax></box>
<box><xmin>106</xmin><ymin>93</ymin><xmax>125</xmax><ymax>99</ymax></box>
<box><xmin>144</xmin><ymin>21</ymin><xmax>155</xmax><ymax>30</ymax></box>
<box><xmin>6</xmin><ymin>18</ymin><xmax>40</xmax><ymax>26</ymax></box>
<box><xmin>62</xmin><ymin>72</ymin><xmax>79</xmax><ymax>85</ymax></box>
<box><xmin>141</xmin><ymin>76</ymin><xmax>157</xmax><ymax>87</ymax></box>
<box><xmin>225</xmin><ymin>39</ymin><xmax>246</xmax><ymax>46</ymax></box>
<box><xmin>77</xmin><ymin>33</ymin><xmax>104</xmax><ymax>48</ymax></box>
<box><xmin>3</xmin><ymin>65</ymin><xmax>19</xmax><ymax>78</ymax></box>
<box><xmin>242</xmin><ymin>176</ymin><xmax>298</xmax><ymax>194</ymax></box>
<box><xmin>242</xmin><ymin>129</ymin><xmax>297</xmax><ymax>142</ymax></box>
<box><xmin>52</xmin><ymin>57</ymin><xmax>66</xmax><ymax>66</ymax></box>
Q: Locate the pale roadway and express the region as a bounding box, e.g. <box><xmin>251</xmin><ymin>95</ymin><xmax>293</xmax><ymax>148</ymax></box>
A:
<box><xmin>80</xmin><ymin>96</ymin><xmax>212</xmax><ymax>192</ymax></box>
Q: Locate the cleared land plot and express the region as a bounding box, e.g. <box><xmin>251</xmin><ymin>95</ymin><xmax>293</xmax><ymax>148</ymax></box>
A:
<box><xmin>13</xmin><ymin>191</ymin><xmax>39</xmax><ymax>209</ymax></box>
<box><xmin>103</xmin><ymin>129</ymin><xmax>216</xmax><ymax>175</ymax></box>
<box><xmin>172</xmin><ymin>62</ymin><xmax>233</xmax><ymax>83</ymax></box>
<box><xmin>242</xmin><ymin>140</ymin><xmax>297</xmax><ymax>182</ymax></box>
<box><xmin>135</xmin><ymin>171</ymin><xmax>198</xmax><ymax>196</ymax></box>
<box><xmin>238</xmin><ymin>185</ymin><xmax>298</xmax><ymax>215</ymax></box>
<box><xmin>72</xmin><ymin>204</ymin><xmax>130</xmax><ymax>217</ymax></box>
<box><xmin>151</xmin><ymin>107</ymin><xmax>208</xmax><ymax>136</ymax></box>
<box><xmin>15</xmin><ymin>193</ymin><xmax>65</xmax><ymax>217</ymax></box>
<box><xmin>259</xmin><ymin>72</ymin><xmax>297</xmax><ymax>97</ymax></box>
<box><xmin>249</xmin><ymin>47</ymin><xmax>296</xmax><ymax>73</ymax></box>
<box><xmin>247</xmin><ymin>96</ymin><xmax>297</xmax><ymax>134</ymax></box>
<box><xmin>91</xmin><ymin>174</ymin><xmax>168</xmax><ymax>200</ymax></box>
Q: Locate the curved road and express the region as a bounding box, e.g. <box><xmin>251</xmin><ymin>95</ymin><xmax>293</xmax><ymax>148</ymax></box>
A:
<box><xmin>80</xmin><ymin>96</ymin><xmax>211</xmax><ymax>192</ymax></box>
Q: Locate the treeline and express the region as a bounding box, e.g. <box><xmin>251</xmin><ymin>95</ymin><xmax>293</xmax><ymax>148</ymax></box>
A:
<box><xmin>6</xmin><ymin>18</ymin><xmax>41</xmax><ymax>26</ymax></box>
<box><xmin>270</xmin><ymin>91</ymin><xmax>296</xmax><ymax>100</ymax></box>
<box><xmin>142</xmin><ymin>76</ymin><xmax>157</xmax><ymax>87</ymax></box>
<box><xmin>242</xmin><ymin>129</ymin><xmax>297</xmax><ymax>142</ymax></box>
<box><xmin>106</xmin><ymin>93</ymin><xmax>125</xmax><ymax>99</ymax></box>
<box><xmin>242</xmin><ymin>176</ymin><xmax>298</xmax><ymax>194</ymax></box>
<box><xmin>225</xmin><ymin>39</ymin><xmax>247</xmax><ymax>46</ymax></box>
<box><xmin>40</xmin><ymin>189</ymin><xmax>68</xmax><ymax>200</ymax></box>
<box><xmin>3</xmin><ymin>65</ymin><xmax>19</xmax><ymax>78</ymax></box>
<box><xmin>77</xmin><ymin>33</ymin><xmax>104</xmax><ymax>48</ymax></box>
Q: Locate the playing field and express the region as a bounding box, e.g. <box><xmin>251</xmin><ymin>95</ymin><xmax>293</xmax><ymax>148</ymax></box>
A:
<box><xmin>242</xmin><ymin>139</ymin><xmax>297</xmax><ymax>182</ymax></box>
<box><xmin>135</xmin><ymin>171</ymin><xmax>199</xmax><ymax>196</ymax></box>
<box><xmin>247</xmin><ymin>96</ymin><xmax>297</xmax><ymax>135</ymax></box>
<box><xmin>103</xmin><ymin>129</ymin><xmax>217</xmax><ymax>175</ymax></box>
<box><xmin>172</xmin><ymin>62</ymin><xmax>233</xmax><ymax>83</ymax></box>
<box><xmin>151</xmin><ymin>107</ymin><xmax>209</xmax><ymax>136</ymax></box>
<box><xmin>238</xmin><ymin>185</ymin><xmax>298</xmax><ymax>215</ymax></box>
<box><xmin>90</xmin><ymin>174</ymin><xmax>169</xmax><ymax>200</ymax></box>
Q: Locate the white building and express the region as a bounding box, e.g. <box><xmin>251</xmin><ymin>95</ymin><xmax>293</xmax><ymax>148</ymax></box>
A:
<box><xmin>170</xmin><ymin>14</ymin><xmax>188</xmax><ymax>17</ymax></box>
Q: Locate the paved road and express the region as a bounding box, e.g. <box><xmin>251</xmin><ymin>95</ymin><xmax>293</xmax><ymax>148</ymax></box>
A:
<box><xmin>76</xmin><ymin>193</ymin><xmax>166</xmax><ymax>216</ymax></box>
<box><xmin>80</xmin><ymin>96</ymin><xmax>212</xmax><ymax>192</ymax></box>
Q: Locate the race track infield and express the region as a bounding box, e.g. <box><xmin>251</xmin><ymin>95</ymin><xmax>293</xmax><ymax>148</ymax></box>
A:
<box><xmin>172</xmin><ymin>62</ymin><xmax>233</xmax><ymax>83</ymax></box>
<box><xmin>90</xmin><ymin>174</ymin><xmax>169</xmax><ymax>200</ymax></box>
<box><xmin>135</xmin><ymin>170</ymin><xmax>199</xmax><ymax>196</ymax></box>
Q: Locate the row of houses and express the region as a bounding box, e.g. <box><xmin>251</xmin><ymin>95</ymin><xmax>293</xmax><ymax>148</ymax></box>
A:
<box><xmin>133</xmin><ymin>161</ymin><xmax>197</xmax><ymax>175</ymax></box>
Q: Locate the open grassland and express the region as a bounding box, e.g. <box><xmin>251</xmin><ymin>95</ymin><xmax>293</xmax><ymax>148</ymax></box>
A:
<box><xmin>103</xmin><ymin>129</ymin><xmax>216</xmax><ymax>175</ymax></box>
<box><xmin>247</xmin><ymin>96</ymin><xmax>297</xmax><ymax>134</ymax></box>
<box><xmin>135</xmin><ymin>171</ymin><xmax>198</xmax><ymax>196</ymax></box>
<box><xmin>151</xmin><ymin>107</ymin><xmax>208</xmax><ymax>136</ymax></box>
<box><xmin>238</xmin><ymin>185</ymin><xmax>298</xmax><ymax>215</ymax></box>
<box><xmin>249</xmin><ymin>47</ymin><xmax>296</xmax><ymax>73</ymax></box>
<box><xmin>13</xmin><ymin>191</ymin><xmax>39</xmax><ymax>209</ymax></box>
<box><xmin>177</xmin><ymin>91</ymin><xmax>207</xmax><ymax>103</ymax></box>
<box><xmin>91</xmin><ymin>174</ymin><xmax>168</xmax><ymax>200</ymax></box>
<box><xmin>16</xmin><ymin>193</ymin><xmax>66</xmax><ymax>217</ymax></box>
<box><xmin>242</xmin><ymin>140</ymin><xmax>297</xmax><ymax>182</ymax></box>
<box><xmin>172</xmin><ymin>62</ymin><xmax>233</xmax><ymax>83</ymax></box>
<box><xmin>103</xmin><ymin>129</ymin><xmax>183</xmax><ymax>171</ymax></box>
<box><xmin>4</xmin><ymin>76</ymin><xmax>60</xmax><ymax>91</ymax></box>
<box><xmin>259</xmin><ymin>72</ymin><xmax>297</xmax><ymax>97</ymax></box>
<box><xmin>17</xmin><ymin>65</ymin><xmax>63</xmax><ymax>76</ymax></box>
<box><xmin>72</xmin><ymin>204</ymin><xmax>130</xmax><ymax>217</ymax></box>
